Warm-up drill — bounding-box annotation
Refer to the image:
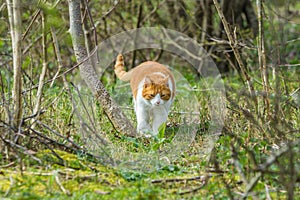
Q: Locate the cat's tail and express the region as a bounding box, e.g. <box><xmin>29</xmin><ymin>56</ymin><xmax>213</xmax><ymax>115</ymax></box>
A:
<box><xmin>114</xmin><ymin>54</ymin><xmax>132</xmax><ymax>81</ymax></box>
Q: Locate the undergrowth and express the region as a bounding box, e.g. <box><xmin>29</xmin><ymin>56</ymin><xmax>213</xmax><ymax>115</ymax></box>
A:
<box><xmin>1</xmin><ymin>66</ymin><xmax>299</xmax><ymax>199</ymax></box>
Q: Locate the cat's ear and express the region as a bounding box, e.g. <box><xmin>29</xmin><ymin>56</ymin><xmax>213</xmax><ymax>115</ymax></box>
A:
<box><xmin>161</xmin><ymin>75</ymin><xmax>169</xmax><ymax>86</ymax></box>
<box><xmin>144</xmin><ymin>76</ymin><xmax>153</xmax><ymax>88</ymax></box>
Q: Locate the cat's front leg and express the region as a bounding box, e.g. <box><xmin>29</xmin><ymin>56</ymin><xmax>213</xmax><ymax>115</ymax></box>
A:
<box><xmin>152</xmin><ymin>106</ymin><xmax>168</xmax><ymax>135</ymax></box>
<box><xmin>136</xmin><ymin>106</ymin><xmax>151</xmax><ymax>134</ymax></box>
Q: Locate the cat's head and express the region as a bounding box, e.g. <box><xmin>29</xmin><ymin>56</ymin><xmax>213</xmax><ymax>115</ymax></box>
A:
<box><xmin>142</xmin><ymin>75</ymin><xmax>171</xmax><ymax>106</ymax></box>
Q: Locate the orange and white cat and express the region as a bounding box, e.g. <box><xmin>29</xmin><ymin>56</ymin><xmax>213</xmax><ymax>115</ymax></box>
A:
<box><xmin>114</xmin><ymin>54</ymin><xmax>175</xmax><ymax>136</ymax></box>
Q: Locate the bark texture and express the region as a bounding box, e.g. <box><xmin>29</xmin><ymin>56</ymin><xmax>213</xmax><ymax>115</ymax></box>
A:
<box><xmin>7</xmin><ymin>0</ymin><xmax>22</xmax><ymax>127</ymax></box>
<box><xmin>68</xmin><ymin>0</ymin><xmax>135</xmax><ymax>137</ymax></box>
<box><xmin>256</xmin><ymin>0</ymin><xmax>270</xmax><ymax>115</ymax></box>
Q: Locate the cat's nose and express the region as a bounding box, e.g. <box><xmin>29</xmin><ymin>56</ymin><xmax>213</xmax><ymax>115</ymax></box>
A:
<box><xmin>155</xmin><ymin>100</ymin><xmax>160</xmax><ymax>105</ymax></box>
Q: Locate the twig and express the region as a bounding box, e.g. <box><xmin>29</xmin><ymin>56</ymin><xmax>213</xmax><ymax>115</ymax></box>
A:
<box><xmin>28</xmin><ymin>127</ymin><xmax>104</xmax><ymax>164</ymax></box>
<box><xmin>162</xmin><ymin>28</ymin><xmax>203</xmax><ymax>62</ymax></box>
<box><xmin>32</xmin><ymin>11</ymin><xmax>48</xmax><ymax>124</ymax></box>
<box><xmin>50</xmin><ymin>26</ymin><xmax>67</xmax><ymax>87</ymax></box>
<box><xmin>178</xmin><ymin>184</ymin><xmax>206</xmax><ymax>195</ymax></box>
<box><xmin>178</xmin><ymin>175</ymin><xmax>211</xmax><ymax>195</ymax></box>
<box><xmin>258</xmin><ymin>139</ymin><xmax>300</xmax><ymax>172</ymax></box>
<box><xmin>22</xmin><ymin>9</ymin><xmax>41</xmax><ymax>41</ymax></box>
<box><xmin>35</xmin><ymin>120</ymin><xmax>82</xmax><ymax>149</ymax></box>
<box><xmin>22</xmin><ymin>47</ymin><xmax>98</xmax><ymax>94</ymax></box>
<box><xmin>278</xmin><ymin>63</ymin><xmax>300</xmax><ymax>67</ymax></box>
<box><xmin>0</xmin><ymin>161</ymin><xmax>16</xmax><ymax>169</ymax></box>
<box><xmin>0</xmin><ymin>133</ymin><xmax>42</xmax><ymax>164</ymax></box>
<box><xmin>153</xmin><ymin>49</ymin><xmax>164</xmax><ymax>61</ymax></box>
<box><xmin>22</xmin><ymin>34</ymin><xmax>43</xmax><ymax>55</ymax></box>
<box><xmin>4</xmin><ymin>175</ymin><xmax>14</xmax><ymax>197</ymax></box>
<box><xmin>265</xmin><ymin>184</ymin><xmax>272</xmax><ymax>200</ymax></box>
<box><xmin>212</xmin><ymin>0</ymin><xmax>258</xmax><ymax>110</ymax></box>
<box><xmin>151</xmin><ymin>174</ymin><xmax>209</xmax><ymax>183</ymax></box>
<box><xmin>244</xmin><ymin>139</ymin><xmax>300</xmax><ymax>198</ymax></box>
<box><xmin>70</xmin><ymin>83</ymin><xmax>101</xmax><ymax>137</ymax></box>
<box><xmin>140</xmin><ymin>0</ymin><xmax>166</xmax><ymax>25</ymax></box>
<box><xmin>54</xmin><ymin>171</ymin><xmax>71</xmax><ymax>195</ymax></box>
<box><xmin>100</xmin><ymin>0</ymin><xmax>120</xmax><ymax>20</ymax></box>
<box><xmin>131</xmin><ymin>3</ymin><xmax>143</xmax><ymax>69</ymax></box>
<box><xmin>22</xmin><ymin>109</ymin><xmax>46</xmax><ymax>121</ymax></box>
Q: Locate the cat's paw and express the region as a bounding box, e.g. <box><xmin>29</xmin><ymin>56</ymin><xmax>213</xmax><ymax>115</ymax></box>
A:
<box><xmin>137</xmin><ymin>128</ymin><xmax>151</xmax><ymax>134</ymax></box>
<box><xmin>137</xmin><ymin>123</ymin><xmax>150</xmax><ymax>131</ymax></box>
<box><xmin>137</xmin><ymin>127</ymin><xmax>154</xmax><ymax>138</ymax></box>
<box><xmin>142</xmin><ymin>133</ymin><xmax>153</xmax><ymax>138</ymax></box>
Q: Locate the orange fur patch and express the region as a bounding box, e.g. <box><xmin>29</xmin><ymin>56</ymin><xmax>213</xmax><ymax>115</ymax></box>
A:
<box><xmin>142</xmin><ymin>83</ymin><xmax>171</xmax><ymax>101</ymax></box>
<box><xmin>114</xmin><ymin>55</ymin><xmax>175</xmax><ymax>100</ymax></box>
<box><xmin>130</xmin><ymin>62</ymin><xmax>175</xmax><ymax>100</ymax></box>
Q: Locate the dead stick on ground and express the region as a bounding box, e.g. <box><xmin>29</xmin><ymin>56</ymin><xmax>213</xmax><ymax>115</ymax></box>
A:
<box><xmin>4</xmin><ymin>175</ymin><xmax>14</xmax><ymax>197</ymax></box>
<box><xmin>54</xmin><ymin>172</ymin><xmax>71</xmax><ymax>195</ymax></box>
<box><xmin>151</xmin><ymin>175</ymin><xmax>210</xmax><ymax>183</ymax></box>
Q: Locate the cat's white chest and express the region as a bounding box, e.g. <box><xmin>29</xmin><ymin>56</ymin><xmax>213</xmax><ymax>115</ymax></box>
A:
<box><xmin>134</xmin><ymin>81</ymin><xmax>173</xmax><ymax>135</ymax></box>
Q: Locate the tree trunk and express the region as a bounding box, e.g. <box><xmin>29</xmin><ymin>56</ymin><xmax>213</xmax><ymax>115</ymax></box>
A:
<box><xmin>256</xmin><ymin>0</ymin><xmax>270</xmax><ymax>116</ymax></box>
<box><xmin>68</xmin><ymin>0</ymin><xmax>135</xmax><ymax>137</ymax></box>
<box><xmin>6</xmin><ymin>0</ymin><xmax>22</xmax><ymax>127</ymax></box>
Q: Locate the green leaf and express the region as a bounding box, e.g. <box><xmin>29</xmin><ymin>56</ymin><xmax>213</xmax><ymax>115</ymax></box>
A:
<box><xmin>157</xmin><ymin>122</ymin><xmax>166</xmax><ymax>139</ymax></box>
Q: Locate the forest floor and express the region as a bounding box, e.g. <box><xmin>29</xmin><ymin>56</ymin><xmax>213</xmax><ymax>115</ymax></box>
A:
<box><xmin>0</xmin><ymin>68</ymin><xmax>299</xmax><ymax>199</ymax></box>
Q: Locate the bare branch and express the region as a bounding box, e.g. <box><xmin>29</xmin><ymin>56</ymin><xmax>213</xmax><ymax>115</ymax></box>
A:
<box><xmin>212</xmin><ymin>0</ymin><xmax>258</xmax><ymax>110</ymax></box>
<box><xmin>32</xmin><ymin>11</ymin><xmax>48</xmax><ymax>122</ymax></box>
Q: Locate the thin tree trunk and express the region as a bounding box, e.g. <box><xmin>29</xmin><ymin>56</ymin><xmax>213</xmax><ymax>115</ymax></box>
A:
<box><xmin>68</xmin><ymin>0</ymin><xmax>135</xmax><ymax>137</ymax></box>
<box><xmin>33</xmin><ymin>12</ymin><xmax>47</xmax><ymax>119</ymax></box>
<box><xmin>7</xmin><ymin>0</ymin><xmax>22</xmax><ymax>127</ymax></box>
<box><xmin>256</xmin><ymin>0</ymin><xmax>270</xmax><ymax>116</ymax></box>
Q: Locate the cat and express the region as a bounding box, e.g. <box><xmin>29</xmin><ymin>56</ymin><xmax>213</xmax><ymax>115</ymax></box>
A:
<box><xmin>114</xmin><ymin>54</ymin><xmax>175</xmax><ymax>136</ymax></box>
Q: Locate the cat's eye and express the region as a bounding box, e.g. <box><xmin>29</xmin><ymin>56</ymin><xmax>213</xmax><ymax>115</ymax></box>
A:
<box><xmin>161</xmin><ymin>94</ymin><xmax>165</xmax><ymax>97</ymax></box>
<box><xmin>150</xmin><ymin>94</ymin><xmax>155</xmax><ymax>97</ymax></box>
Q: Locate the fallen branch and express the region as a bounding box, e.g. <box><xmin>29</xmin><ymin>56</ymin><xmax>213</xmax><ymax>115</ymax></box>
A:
<box><xmin>151</xmin><ymin>174</ymin><xmax>209</xmax><ymax>183</ymax></box>
<box><xmin>54</xmin><ymin>171</ymin><xmax>71</xmax><ymax>195</ymax></box>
